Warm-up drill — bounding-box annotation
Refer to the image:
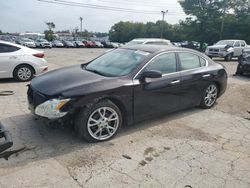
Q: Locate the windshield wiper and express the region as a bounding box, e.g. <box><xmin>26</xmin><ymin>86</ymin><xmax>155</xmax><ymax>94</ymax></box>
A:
<box><xmin>86</xmin><ymin>68</ymin><xmax>106</xmax><ymax>76</ymax></box>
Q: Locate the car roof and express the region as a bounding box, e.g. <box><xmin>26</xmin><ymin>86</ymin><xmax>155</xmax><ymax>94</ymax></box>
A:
<box><xmin>0</xmin><ymin>40</ymin><xmax>24</xmax><ymax>48</ymax></box>
<box><xmin>132</xmin><ymin>38</ymin><xmax>170</xmax><ymax>42</ymax></box>
<box><xmin>219</xmin><ymin>40</ymin><xmax>243</xmax><ymax>42</ymax></box>
<box><xmin>121</xmin><ymin>44</ymin><xmax>194</xmax><ymax>53</ymax></box>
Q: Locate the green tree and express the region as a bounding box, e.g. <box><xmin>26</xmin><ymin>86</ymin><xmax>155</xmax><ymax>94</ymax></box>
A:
<box><xmin>44</xmin><ymin>22</ymin><xmax>55</xmax><ymax>41</ymax></box>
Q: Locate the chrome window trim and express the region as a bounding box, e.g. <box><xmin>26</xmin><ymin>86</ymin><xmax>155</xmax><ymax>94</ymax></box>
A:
<box><xmin>133</xmin><ymin>51</ymin><xmax>208</xmax><ymax>80</ymax></box>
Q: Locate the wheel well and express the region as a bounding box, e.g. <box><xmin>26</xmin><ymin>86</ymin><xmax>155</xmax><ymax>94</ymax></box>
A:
<box><xmin>214</xmin><ymin>81</ymin><xmax>221</xmax><ymax>96</ymax></box>
<box><xmin>13</xmin><ymin>64</ymin><xmax>36</xmax><ymax>77</ymax></box>
<box><xmin>101</xmin><ymin>97</ymin><xmax>128</xmax><ymax>126</ymax></box>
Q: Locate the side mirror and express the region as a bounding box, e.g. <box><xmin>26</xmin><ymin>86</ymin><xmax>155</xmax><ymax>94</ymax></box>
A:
<box><xmin>139</xmin><ymin>70</ymin><xmax>162</xmax><ymax>82</ymax></box>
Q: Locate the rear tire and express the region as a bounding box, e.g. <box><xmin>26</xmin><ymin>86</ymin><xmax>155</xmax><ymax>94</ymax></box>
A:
<box><xmin>75</xmin><ymin>100</ymin><xmax>122</xmax><ymax>142</ymax></box>
<box><xmin>13</xmin><ymin>64</ymin><xmax>34</xmax><ymax>82</ymax></box>
<box><xmin>200</xmin><ymin>83</ymin><xmax>218</xmax><ymax>109</ymax></box>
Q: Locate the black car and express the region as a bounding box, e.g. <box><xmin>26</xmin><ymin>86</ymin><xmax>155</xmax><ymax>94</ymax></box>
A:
<box><xmin>235</xmin><ymin>49</ymin><xmax>250</xmax><ymax>75</ymax></box>
<box><xmin>27</xmin><ymin>45</ymin><xmax>227</xmax><ymax>142</ymax></box>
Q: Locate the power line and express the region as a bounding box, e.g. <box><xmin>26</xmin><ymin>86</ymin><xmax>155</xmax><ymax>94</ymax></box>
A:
<box><xmin>92</xmin><ymin>0</ymin><xmax>172</xmax><ymax>9</ymax></box>
<box><xmin>38</xmin><ymin>0</ymin><xmax>160</xmax><ymax>14</ymax></box>
<box><xmin>38</xmin><ymin>0</ymin><xmax>187</xmax><ymax>16</ymax></box>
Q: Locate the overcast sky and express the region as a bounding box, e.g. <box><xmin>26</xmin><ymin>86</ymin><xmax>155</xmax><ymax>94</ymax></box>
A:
<box><xmin>0</xmin><ymin>0</ymin><xmax>187</xmax><ymax>33</ymax></box>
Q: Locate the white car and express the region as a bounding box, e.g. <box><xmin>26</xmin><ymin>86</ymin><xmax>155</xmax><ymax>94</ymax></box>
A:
<box><xmin>17</xmin><ymin>38</ymin><xmax>36</xmax><ymax>48</ymax></box>
<box><xmin>126</xmin><ymin>38</ymin><xmax>172</xmax><ymax>46</ymax></box>
<box><xmin>0</xmin><ymin>40</ymin><xmax>48</xmax><ymax>81</ymax></box>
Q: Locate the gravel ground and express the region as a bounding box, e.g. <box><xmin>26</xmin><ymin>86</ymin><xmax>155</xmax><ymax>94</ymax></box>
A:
<box><xmin>0</xmin><ymin>48</ymin><xmax>249</xmax><ymax>188</ymax></box>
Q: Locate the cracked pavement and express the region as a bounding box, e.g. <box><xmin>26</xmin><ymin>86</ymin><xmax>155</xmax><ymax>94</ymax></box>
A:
<box><xmin>0</xmin><ymin>49</ymin><xmax>250</xmax><ymax>188</ymax></box>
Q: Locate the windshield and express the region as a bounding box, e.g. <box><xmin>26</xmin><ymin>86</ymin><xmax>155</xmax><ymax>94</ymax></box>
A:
<box><xmin>216</xmin><ymin>40</ymin><xmax>234</xmax><ymax>46</ymax></box>
<box><xmin>85</xmin><ymin>49</ymin><xmax>150</xmax><ymax>77</ymax></box>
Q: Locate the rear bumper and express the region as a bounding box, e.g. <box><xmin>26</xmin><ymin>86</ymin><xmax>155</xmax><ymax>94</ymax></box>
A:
<box><xmin>0</xmin><ymin>122</ymin><xmax>13</xmax><ymax>153</ymax></box>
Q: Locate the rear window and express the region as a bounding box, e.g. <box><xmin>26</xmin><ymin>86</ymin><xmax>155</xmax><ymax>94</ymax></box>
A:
<box><xmin>0</xmin><ymin>43</ymin><xmax>20</xmax><ymax>53</ymax></box>
<box><xmin>178</xmin><ymin>52</ymin><xmax>201</xmax><ymax>70</ymax></box>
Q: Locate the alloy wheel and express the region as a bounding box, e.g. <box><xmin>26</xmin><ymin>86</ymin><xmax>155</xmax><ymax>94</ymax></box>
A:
<box><xmin>204</xmin><ymin>84</ymin><xmax>218</xmax><ymax>107</ymax></box>
<box><xmin>87</xmin><ymin>107</ymin><xmax>119</xmax><ymax>140</ymax></box>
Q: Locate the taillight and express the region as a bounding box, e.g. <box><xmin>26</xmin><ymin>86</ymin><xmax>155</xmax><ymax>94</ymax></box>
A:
<box><xmin>33</xmin><ymin>53</ymin><xmax>44</xmax><ymax>58</ymax></box>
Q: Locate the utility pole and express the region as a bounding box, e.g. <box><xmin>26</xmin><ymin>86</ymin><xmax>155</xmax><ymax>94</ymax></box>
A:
<box><xmin>79</xmin><ymin>17</ymin><xmax>83</xmax><ymax>35</ymax></box>
<box><xmin>161</xmin><ymin>10</ymin><xmax>168</xmax><ymax>38</ymax></box>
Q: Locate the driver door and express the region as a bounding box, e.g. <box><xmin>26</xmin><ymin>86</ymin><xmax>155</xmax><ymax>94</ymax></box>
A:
<box><xmin>133</xmin><ymin>52</ymin><xmax>181</xmax><ymax>122</ymax></box>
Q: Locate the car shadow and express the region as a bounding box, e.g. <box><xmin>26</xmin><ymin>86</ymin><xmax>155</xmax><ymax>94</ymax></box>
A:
<box><xmin>0</xmin><ymin>107</ymin><xmax>207</xmax><ymax>167</ymax></box>
<box><xmin>232</xmin><ymin>74</ymin><xmax>250</xmax><ymax>81</ymax></box>
<box><xmin>213</xmin><ymin>58</ymin><xmax>238</xmax><ymax>62</ymax></box>
<box><xmin>0</xmin><ymin>78</ymin><xmax>18</xmax><ymax>83</ymax></box>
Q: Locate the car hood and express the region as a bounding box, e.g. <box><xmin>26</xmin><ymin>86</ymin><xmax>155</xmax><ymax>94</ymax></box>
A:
<box><xmin>30</xmin><ymin>65</ymin><xmax>129</xmax><ymax>97</ymax></box>
<box><xmin>208</xmin><ymin>45</ymin><xmax>228</xmax><ymax>49</ymax></box>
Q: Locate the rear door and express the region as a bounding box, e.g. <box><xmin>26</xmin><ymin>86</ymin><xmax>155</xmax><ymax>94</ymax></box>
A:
<box><xmin>0</xmin><ymin>43</ymin><xmax>21</xmax><ymax>78</ymax></box>
<box><xmin>177</xmin><ymin>52</ymin><xmax>211</xmax><ymax>108</ymax></box>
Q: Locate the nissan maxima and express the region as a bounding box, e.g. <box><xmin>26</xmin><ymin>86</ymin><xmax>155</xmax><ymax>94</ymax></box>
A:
<box><xmin>27</xmin><ymin>45</ymin><xmax>227</xmax><ymax>142</ymax></box>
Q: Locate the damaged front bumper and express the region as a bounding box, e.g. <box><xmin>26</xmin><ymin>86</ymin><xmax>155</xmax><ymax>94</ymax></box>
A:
<box><xmin>0</xmin><ymin>122</ymin><xmax>13</xmax><ymax>153</ymax></box>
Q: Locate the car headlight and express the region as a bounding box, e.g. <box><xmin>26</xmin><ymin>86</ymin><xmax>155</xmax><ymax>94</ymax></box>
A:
<box><xmin>35</xmin><ymin>98</ymin><xmax>70</xmax><ymax>120</ymax></box>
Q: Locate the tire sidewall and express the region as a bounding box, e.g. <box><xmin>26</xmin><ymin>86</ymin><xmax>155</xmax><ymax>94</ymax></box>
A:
<box><xmin>75</xmin><ymin>100</ymin><xmax>122</xmax><ymax>142</ymax></box>
<box><xmin>14</xmin><ymin>65</ymin><xmax>34</xmax><ymax>82</ymax></box>
<box><xmin>200</xmin><ymin>83</ymin><xmax>218</xmax><ymax>109</ymax></box>
<box><xmin>225</xmin><ymin>53</ymin><xmax>233</xmax><ymax>61</ymax></box>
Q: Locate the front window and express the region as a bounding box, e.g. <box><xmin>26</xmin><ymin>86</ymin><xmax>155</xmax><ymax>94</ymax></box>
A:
<box><xmin>216</xmin><ymin>40</ymin><xmax>234</xmax><ymax>46</ymax></box>
<box><xmin>144</xmin><ymin>53</ymin><xmax>177</xmax><ymax>74</ymax></box>
<box><xmin>86</xmin><ymin>49</ymin><xmax>150</xmax><ymax>77</ymax></box>
<box><xmin>234</xmin><ymin>41</ymin><xmax>240</xmax><ymax>47</ymax></box>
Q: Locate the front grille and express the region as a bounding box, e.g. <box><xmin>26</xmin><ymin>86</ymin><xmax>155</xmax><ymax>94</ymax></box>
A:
<box><xmin>209</xmin><ymin>48</ymin><xmax>219</xmax><ymax>52</ymax></box>
<box><xmin>27</xmin><ymin>86</ymin><xmax>48</xmax><ymax>107</ymax></box>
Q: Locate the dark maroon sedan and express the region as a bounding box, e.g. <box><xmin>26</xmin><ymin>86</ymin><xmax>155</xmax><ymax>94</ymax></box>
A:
<box><xmin>27</xmin><ymin>45</ymin><xmax>227</xmax><ymax>142</ymax></box>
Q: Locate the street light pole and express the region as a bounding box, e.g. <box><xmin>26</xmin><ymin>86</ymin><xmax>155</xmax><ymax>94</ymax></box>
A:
<box><xmin>161</xmin><ymin>10</ymin><xmax>168</xmax><ymax>38</ymax></box>
<box><xmin>79</xmin><ymin>17</ymin><xmax>83</xmax><ymax>34</ymax></box>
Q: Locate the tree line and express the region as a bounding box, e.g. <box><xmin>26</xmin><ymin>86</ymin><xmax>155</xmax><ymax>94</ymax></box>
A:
<box><xmin>109</xmin><ymin>0</ymin><xmax>250</xmax><ymax>45</ymax></box>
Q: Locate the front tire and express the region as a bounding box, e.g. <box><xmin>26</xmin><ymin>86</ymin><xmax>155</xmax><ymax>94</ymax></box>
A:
<box><xmin>225</xmin><ymin>53</ymin><xmax>233</xmax><ymax>61</ymax></box>
<box><xmin>75</xmin><ymin>100</ymin><xmax>122</xmax><ymax>142</ymax></box>
<box><xmin>13</xmin><ymin>65</ymin><xmax>34</xmax><ymax>82</ymax></box>
<box><xmin>200</xmin><ymin>83</ymin><xmax>218</xmax><ymax>109</ymax></box>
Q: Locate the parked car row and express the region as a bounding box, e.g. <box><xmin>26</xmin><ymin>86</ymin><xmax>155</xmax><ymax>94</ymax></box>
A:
<box><xmin>0</xmin><ymin>35</ymin><xmax>123</xmax><ymax>49</ymax></box>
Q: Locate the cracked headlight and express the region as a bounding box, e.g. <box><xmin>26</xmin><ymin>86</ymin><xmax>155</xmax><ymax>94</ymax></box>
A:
<box><xmin>35</xmin><ymin>98</ymin><xmax>70</xmax><ymax>119</ymax></box>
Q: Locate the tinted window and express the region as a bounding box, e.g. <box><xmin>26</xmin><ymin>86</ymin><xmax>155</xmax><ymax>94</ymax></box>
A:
<box><xmin>0</xmin><ymin>43</ymin><xmax>20</xmax><ymax>53</ymax></box>
<box><xmin>179</xmin><ymin>52</ymin><xmax>200</xmax><ymax>70</ymax></box>
<box><xmin>234</xmin><ymin>41</ymin><xmax>240</xmax><ymax>47</ymax></box>
<box><xmin>144</xmin><ymin>53</ymin><xmax>177</xmax><ymax>74</ymax></box>
<box><xmin>241</xmin><ymin>42</ymin><xmax>246</xmax><ymax>47</ymax></box>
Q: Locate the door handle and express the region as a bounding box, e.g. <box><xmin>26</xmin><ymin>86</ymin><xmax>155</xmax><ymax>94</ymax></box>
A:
<box><xmin>202</xmin><ymin>74</ymin><xmax>211</xmax><ymax>78</ymax></box>
<box><xmin>170</xmin><ymin>80</ymin><xmax>180</xmax><ymax>85</ymax></box>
